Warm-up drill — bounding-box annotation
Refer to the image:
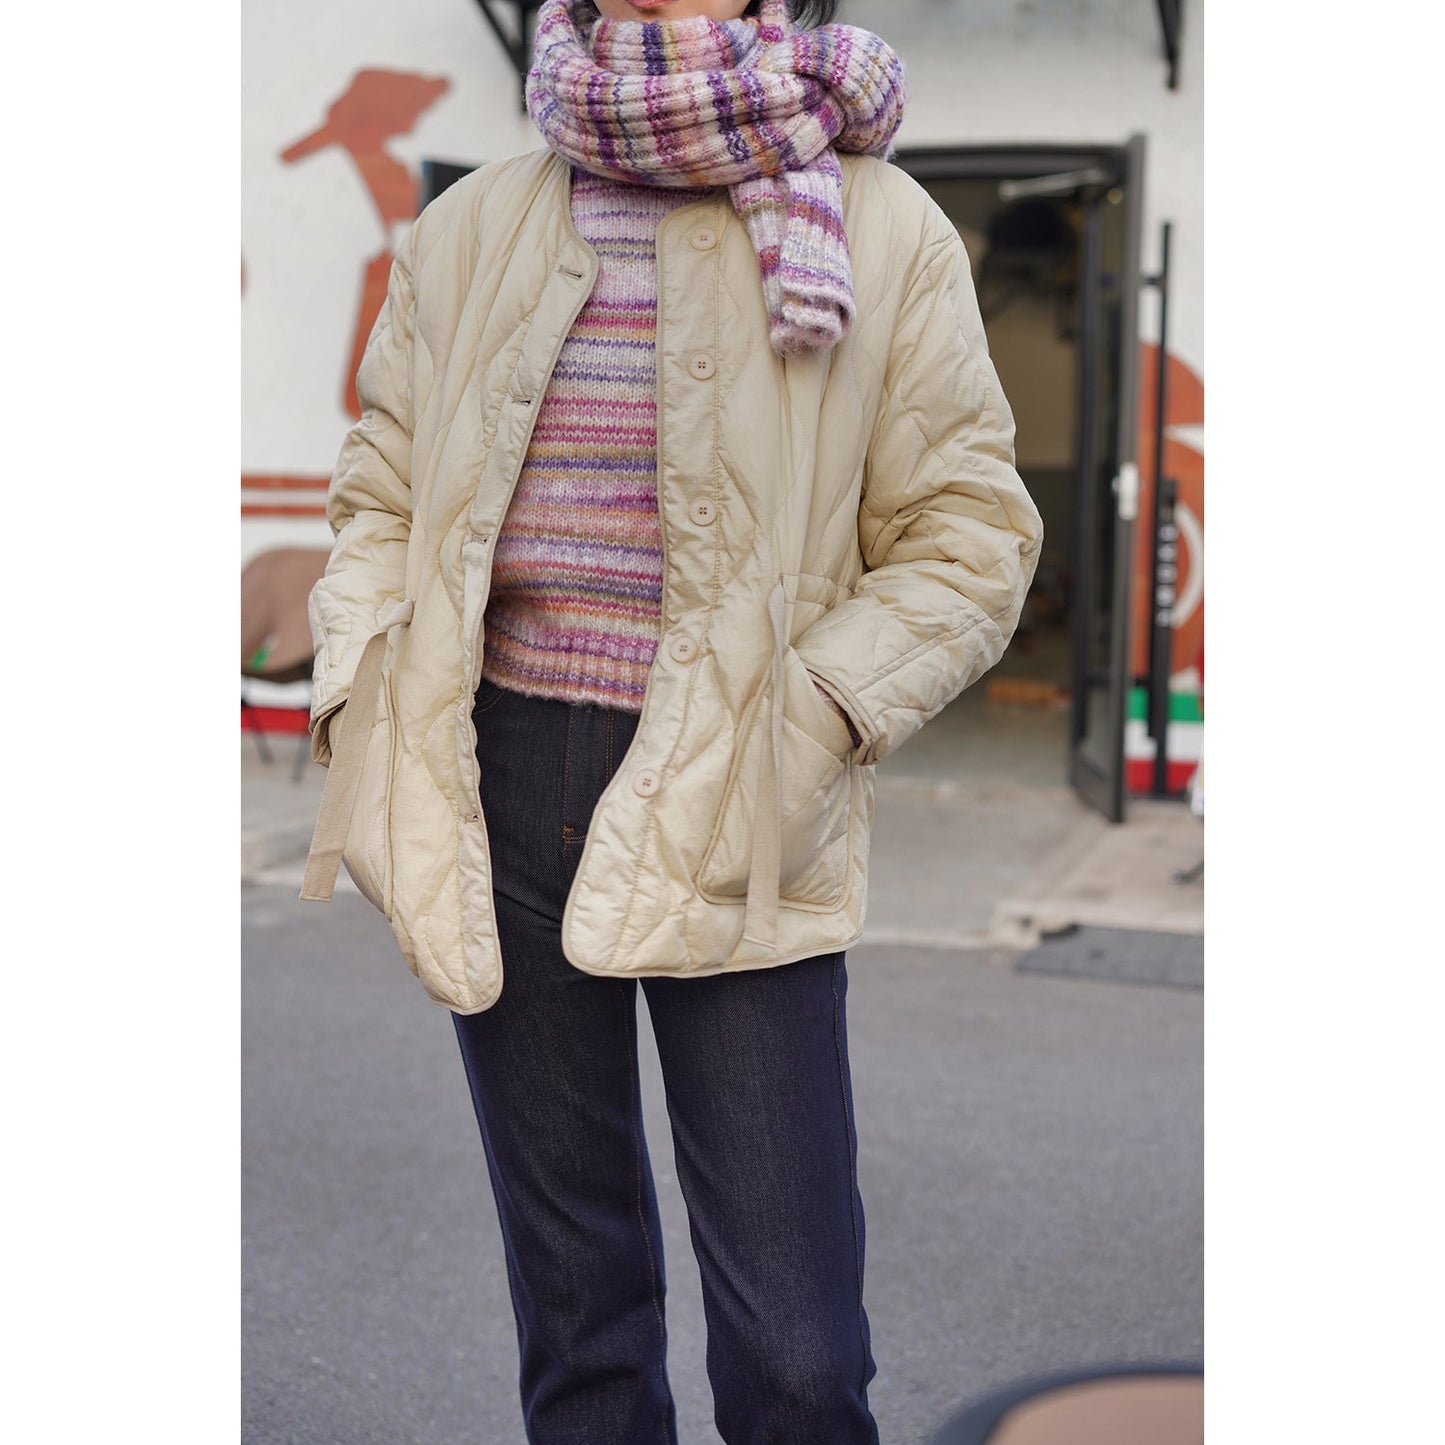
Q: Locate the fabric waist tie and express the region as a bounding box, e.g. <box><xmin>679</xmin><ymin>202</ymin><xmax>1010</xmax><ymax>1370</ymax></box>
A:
<box><xmin>740</xmin><ymin>579</ymin><xmax>786</xmax><ymax>951</ymax></box>
<box><xmin>299</xmin><ymin>597</ymin><xmax>414</xmax><ymax>903</ymax></box>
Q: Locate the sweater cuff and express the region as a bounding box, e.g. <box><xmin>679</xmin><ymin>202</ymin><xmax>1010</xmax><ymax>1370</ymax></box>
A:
<box><xmin>813</xmin><ymin>679</ymin><xmax>862</xmax><ymax>748</ymax></box>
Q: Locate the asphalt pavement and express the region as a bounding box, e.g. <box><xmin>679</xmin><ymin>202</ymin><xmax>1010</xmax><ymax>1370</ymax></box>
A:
<box><xmin>243</xmin><ymin>907</ymin><xmax>1201</xmax><ymax>1445</ymax></box>
<box><xmin>241</xmin><ymin>700</ymin><xmax>1203</xmax><ymax>1443</ymax></box>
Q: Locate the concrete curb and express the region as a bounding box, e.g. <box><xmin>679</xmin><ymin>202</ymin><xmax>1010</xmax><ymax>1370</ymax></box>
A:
<box><xmin>241</xmin><ymin>818</ymin><xmax>321</xmax><ymax>880</ymax></box>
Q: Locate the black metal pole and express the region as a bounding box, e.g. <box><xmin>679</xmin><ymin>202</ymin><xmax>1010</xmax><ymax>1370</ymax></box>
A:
<box><xmin>473</xmin><ymin>0</ymin><xmax>541</xmax><ymax>113</ymax></box>
<box><xmin>1156</xmin><ymin>0</ymin><xmax>1183</xmax><ymax>90</ymax></box>
<box><xmin>1147</xmin><ymin>222</ymin><xmax>1174</xmax><ymax>796</ymax></box>
<box><xmin>1151</xmin><ymin>480</ymin><xmax>1180</xmax><ymax>795</ymax></box>
<box><xmin>1068</xmin><ymin>197</ymin><xmax>1105</xmax><ymax>768</ymax></box>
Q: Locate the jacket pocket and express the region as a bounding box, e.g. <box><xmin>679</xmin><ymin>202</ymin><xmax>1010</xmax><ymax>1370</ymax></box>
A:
<box><xmin>695</xmin><ymin>648</ymin><xmax>853</xmax><ymax>911</ymax></box>
<box><xmin>782</xmin><ymin>571</ymin><xmax>849</xmax><ymax>647</ymax></box>
<box><xmin>341</xmin><ymin>664</ymin><xmax>398</xmax><ymax>918</ymax></box>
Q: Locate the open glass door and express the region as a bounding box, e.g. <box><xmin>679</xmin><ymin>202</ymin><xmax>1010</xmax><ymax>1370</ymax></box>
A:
<box><xmin>884</xmin><ymin>141</ymin><xmax>1151</xmax><ymax>807</ymax></box>
<box><xmin>1066</xmin><ymin>135</ymin><xmax>1145</xmax><ymax>821</ymax></box>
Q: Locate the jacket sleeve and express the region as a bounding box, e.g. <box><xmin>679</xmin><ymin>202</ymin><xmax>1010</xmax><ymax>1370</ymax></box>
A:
<box><xmin>306</xmin><ymin>226</ymin><xmax>417</xmax><ymax>765</ymax></box>
<box><xmin>794</xmin><ymin>220</ymin><xmax>1044</xmax><ymax>767</ymax></box>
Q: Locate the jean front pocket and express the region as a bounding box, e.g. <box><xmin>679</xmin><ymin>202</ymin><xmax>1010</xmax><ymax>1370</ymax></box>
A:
<box><xmin>472</xmin><ymin>676</ymin><xmax>506</xmax><ymax>717</ymax></box>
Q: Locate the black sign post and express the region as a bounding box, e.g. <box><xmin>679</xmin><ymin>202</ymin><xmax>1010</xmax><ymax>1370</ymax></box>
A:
<box><xmin>1144</xmin><ymin>221</ymin><xmax>1178</xmax><ymax>797</ymax></box>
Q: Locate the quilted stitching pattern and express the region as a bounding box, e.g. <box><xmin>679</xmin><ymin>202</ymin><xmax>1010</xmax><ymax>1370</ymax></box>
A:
<box><xmin>308</xmin><ymin>147</ymin><xmax>1044</xmax><ymax>1012</ymax></box>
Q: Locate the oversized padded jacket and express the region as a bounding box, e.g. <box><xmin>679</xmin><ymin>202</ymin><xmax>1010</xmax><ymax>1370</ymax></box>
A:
<box><xmin>303</xmin><ymin>145</ymin><xmax>1044</xmax><ymax>1014</ymax></box>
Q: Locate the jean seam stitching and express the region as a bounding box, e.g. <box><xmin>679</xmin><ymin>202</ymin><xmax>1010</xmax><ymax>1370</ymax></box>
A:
<box><xmin>621</xmin><ymin>981</ymin><xmax>671</xmax><ymax>1436</ymax></box>
<box><xmin>560</xmin><ymin>706</ymin><xmax>579</xmax><ymax>842</ymax></box>
<box><xmin>832</xmin><ymin>955</ymin><xmax>870</xmax><ymax>1406</ymax></box>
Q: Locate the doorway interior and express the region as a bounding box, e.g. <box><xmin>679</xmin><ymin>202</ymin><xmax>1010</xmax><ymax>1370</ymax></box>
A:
<box><xmin>417</xmin><ymin>145</ymin><xmax>1146</xmax><ymax>813</ymax></box>
<box><xmin>888</xmin><ymin>143</ymin><xmax>1143</xmax><ymax>817</ymax></box>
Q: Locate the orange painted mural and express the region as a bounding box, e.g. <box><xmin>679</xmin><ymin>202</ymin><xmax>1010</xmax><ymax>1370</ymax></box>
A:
<box><xmin>1131</xmin><ymin>343</ymin><xmax>1204</xmax><ymax>691</ymax></box>
<box><xmin>243</xmin><ymin>67</ymin><xmax>450</xmax><ymax>520</ymax></box>
<box><xmin>282</xmin><ymin>67</ymin><xmax>450</xmax><ymax>420</ymax></box>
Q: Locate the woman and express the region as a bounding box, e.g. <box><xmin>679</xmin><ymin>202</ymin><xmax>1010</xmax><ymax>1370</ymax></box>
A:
<box><xmin>302</xmin><ymin>1</ymin><xmax>1043</xmax><ymax>1439</ymax></box>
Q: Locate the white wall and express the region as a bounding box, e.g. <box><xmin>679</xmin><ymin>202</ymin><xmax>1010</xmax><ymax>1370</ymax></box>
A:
<box><xmin>847</xmin><ymin>0</ymin><xmax>1203</xmax><ymax>376</ymax></box>
<box><xmin>986</xmin><ymin>297</ymin><xmax>1078</xmax><ymax>471</ymax></box>
<box><xmin>241</xmin><ymin>0</ymin><xmax>1202</xmax><ymax>561</ymax></box>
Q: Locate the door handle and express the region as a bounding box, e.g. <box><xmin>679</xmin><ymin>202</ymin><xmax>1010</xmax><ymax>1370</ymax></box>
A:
<box><xmin>998</xmin><ymin>166</ymin><xmax>1113</xmax><ymax>201</ymax></box>
<box><xmin>1114</xmin><ymin>462</ymin><xmax>1140</xmax><ymax>521</ymax></box>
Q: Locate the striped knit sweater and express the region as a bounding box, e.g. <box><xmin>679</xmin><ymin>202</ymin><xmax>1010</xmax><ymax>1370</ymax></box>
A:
<box><xmin>478</xmin><ymin>165</ymin><xmax>707</xmax><ymax>711</ymax></box>
<box><xmin>479</xmin><ymin>164</ymin><xmax>861</xmax><ymax>743</ymax></box>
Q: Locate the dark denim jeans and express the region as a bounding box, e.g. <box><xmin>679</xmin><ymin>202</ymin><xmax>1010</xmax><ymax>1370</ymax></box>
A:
<box><xmin>452</xmin><ymin>677</ymin><xmax>880</xmax><ymax>1445</ymax></box>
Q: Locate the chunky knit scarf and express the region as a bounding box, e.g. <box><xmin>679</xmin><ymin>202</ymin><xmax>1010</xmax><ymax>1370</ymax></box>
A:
<box><xmin>526</xmin><ymin>0</ymin><xmax>907</xmax><ymax>355</ymax></box>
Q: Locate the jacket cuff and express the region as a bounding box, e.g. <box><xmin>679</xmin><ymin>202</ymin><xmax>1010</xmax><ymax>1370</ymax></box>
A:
<box><xmin>309</xmin><ymin>699</ymin><xmax>346</xmax><ymax>768</ymax></box>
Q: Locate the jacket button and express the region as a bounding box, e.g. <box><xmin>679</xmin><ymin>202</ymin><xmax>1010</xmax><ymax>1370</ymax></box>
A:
<box><xmin>687</xmin><ymin>351</ymin><xmax>716</xmax><ymax>380</ymax></box>
<box><xmin>632</xmin><ymin>768</ymin><xmax>661</xmax><ymax>797</ymax></box>
<box><xmin>669</xmin><ymin>635</ymin><xmax>697</xmax><ymax>663</ymax></box>
<box><xmin>690</xmin><ymin>227</ymin><xmax>717</xmax><ymax>251</ymax></box>
<box><xmin>688</xmin><ymin>497</ymin><xmax>717</xmax><ymax>526</ymax></box>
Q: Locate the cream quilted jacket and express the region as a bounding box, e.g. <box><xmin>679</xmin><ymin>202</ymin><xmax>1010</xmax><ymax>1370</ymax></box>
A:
<box><xmin>302</xmin><ymin>145</ymin><xmax>1043</xmax><ymax>1014</ymax></box>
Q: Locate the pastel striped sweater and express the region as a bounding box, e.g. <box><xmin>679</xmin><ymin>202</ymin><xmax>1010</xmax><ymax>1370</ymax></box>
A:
<box><xmin>479</xmin><ymin>164</ymin><xmax>861</xmax><ymax>744</ymax></box>
<box><xmin>478</xmin><ymin>165</ymin><xmax>709</xmax><ymax>711</ymax></box>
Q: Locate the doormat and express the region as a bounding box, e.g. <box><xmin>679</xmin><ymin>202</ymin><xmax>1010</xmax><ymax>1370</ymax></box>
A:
<box><xmin>1014</xmin><ymin>925</ymin><xmax>1203</xmax><ymax>990</ymax></box>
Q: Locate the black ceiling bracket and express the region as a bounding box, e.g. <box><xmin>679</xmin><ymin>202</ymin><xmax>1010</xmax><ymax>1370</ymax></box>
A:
<box><xmin>473</xmin><ymin>0</ymin><xmax>546</xmax><ymax>113</ymax></box>
<box><xmin>1155</xmin><ymin>0</ymin><xmax>1184</xmax><ymax>90</ymax></box>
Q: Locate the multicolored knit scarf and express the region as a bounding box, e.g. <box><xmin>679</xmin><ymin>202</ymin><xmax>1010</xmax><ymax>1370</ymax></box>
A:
<box><xmin>525</xmin><ymin>0</ymin><xmax>907</xmax><ymax>355</ymax></box>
